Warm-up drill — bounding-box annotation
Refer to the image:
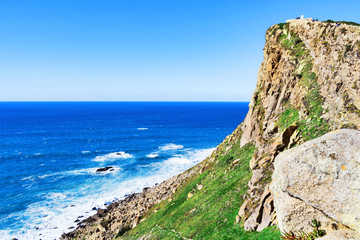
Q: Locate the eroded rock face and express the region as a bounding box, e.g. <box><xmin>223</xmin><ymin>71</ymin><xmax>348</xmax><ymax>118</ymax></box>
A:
<box><xmin>272</xmin><ymin>129</ymin><xmax>360</xmax><ymax>235</ymax></box>
<box><xmin>237</xmin><ymin>19</ymin><xmax>360</xmax><ymax>231</ymax></box>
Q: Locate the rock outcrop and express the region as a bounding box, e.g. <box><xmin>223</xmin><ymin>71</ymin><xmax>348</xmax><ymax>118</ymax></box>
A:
<box><xmin>236</xmin><ymin>19</ymin><xmax>360</xmax><ymax>231</ymax></box>
<box><xmin>63</xmin><ymin>19</ymin><xmax>360</xmax><ymax>239</ymax></box>
<box><xmin>272</xmin><ymin>129</ymin><xmax>360</xmax><ymax>236</ymax></box>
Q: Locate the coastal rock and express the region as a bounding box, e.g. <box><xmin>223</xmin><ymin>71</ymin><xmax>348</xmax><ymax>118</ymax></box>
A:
<box><xmin>243</xmin><ymin>185</ymin><xmax>275</xmax><ymax>231</ymax></box>
<box><xmin>236</xmin><ymin>19</ymin><xmax>360</xmax><ymax>230</ymax></box>
<box><xmin>60</xmin><ymin>150</ymin><xmax>214</xmax><ymax>240</ymax></box>
<box><xmin>272</xmin><ymin>129</ymin><xmax>360</xmax><ymax>234</ymax></box>
<box><xmin>62</xmin><ymin>20</ymin><xmax>360</xmax><ymax>239</ymax></box>
<box><xmin>96</xmin><ymin>166</ymin><xmax>113</xmax><ymax>173</ymax></box>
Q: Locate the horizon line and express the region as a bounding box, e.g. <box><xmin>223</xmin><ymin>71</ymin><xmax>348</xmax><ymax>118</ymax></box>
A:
<box><xmin>0</xmin><ymin>100</ymin><xmax>250</xmax><ymax>103</ymax></box>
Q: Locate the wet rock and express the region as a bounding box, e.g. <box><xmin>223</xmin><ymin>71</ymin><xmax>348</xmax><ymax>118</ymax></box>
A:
<box><xmin>96</xmin><ymin>166</ymin><xmax>113</xmax><ymax>173</ymax></box>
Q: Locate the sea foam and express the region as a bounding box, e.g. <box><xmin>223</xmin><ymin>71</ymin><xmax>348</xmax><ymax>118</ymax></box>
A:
<box><xmin>159</xmin><ymin>143</ymin><xmax>184</xmax><ymax>151</ymax></box>
<box><xmin>92</xmin><ymin>151</ymin><xmax>133</xmax><ymax>162</ymax></box>
<box><xmin>146</xmin><ymin>153</ymin><xmax>159</xmax><ymax>158</ymax></box>
<box><xmin>0</xmin><ymin>147</ymin><xmax>214</xmax><ymax>240</ymax></box>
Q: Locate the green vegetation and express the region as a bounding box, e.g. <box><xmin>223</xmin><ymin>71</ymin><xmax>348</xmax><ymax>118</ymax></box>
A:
<box><xmin>253</xmin><ymin>91</ymin><xmax>266</xmax><ymax>135</ymax></box>
<box><xmin>344</xmin><ymin>44</ymin><xmax>353</xmax><ymax>57</ymax></box>
<box><xmin>272</xmin><ymin>22</ymin><xmax>289</xmax><ymax>36</ymax></box>
<box><xmin>299</xmin><ymin>79</ymin><xmax>330</xmax><ymax>141</ymax></box>
<box><xmin>340</xmin><ymin>123</ymin><xmax>358</xmax><ymax>130</ymax></box>
<box><xmin>120</xmin><ymin>142</ymin><xmax>281</xmax><ymax>239</ymax></box>
<box><xmin>343</xmin><ymin>92</ymin><xmax>360</xmax><ymax>116</ymax></box>
<box><xmin>323</xmin><ymin>19</ymin><xmax>360</xmax><ymax>27</ymax></box>
<box><xmin>281</xmin><ymin>33</ymin><xmax>306</xmax><ymax>58</ymax></box>
<box><xmin>296</xmin><ymin>59</ymin><xmax>330</xmax><ymax>140</ymax></box>
<box><xmin>277</xmin><ymin>106</ymin><xmax>299</xmax><ymax>132</ymax></box>
<box><xmin>277</xmin><ymin>29</ymin><xmax>330</xmax><ymax>141</ymax></box>
<box><xmin>116</xmin><ymin>226</ymin><xmax>132</xmax><ymax>238</ymax></box>
<box><xmin>281</xmin><ymin>220</ymin><xmax>325</xmax><ymax>240</ymax></box>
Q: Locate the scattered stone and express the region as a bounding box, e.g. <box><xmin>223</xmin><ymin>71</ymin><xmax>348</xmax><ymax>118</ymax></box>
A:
<box><xmin>187</xmin><ymin>190</ymin><xmax>195</xmax><ymax>199</ymax></box>
<box><xmin>97</xmin><ymin>209</ymin><xmax>106</xmax><ymax>215</ymax></box>
<box><xmin>60</xmin><ymin>158</ymin><xmax>207</xmax><ymax>240</ymax></box>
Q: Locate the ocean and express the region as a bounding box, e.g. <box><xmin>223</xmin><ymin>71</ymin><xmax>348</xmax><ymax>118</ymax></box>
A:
<box><xmin>0</xmin><ymin>102</ymin><xmax>249</xmax><ymax>239</ymax></box>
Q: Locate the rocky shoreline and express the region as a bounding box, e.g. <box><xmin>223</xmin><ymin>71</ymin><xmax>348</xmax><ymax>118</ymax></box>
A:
<box><xmin>60</xmin><ymin>152</ymin><xmax>212</xmax><ymax>240</ymax></box>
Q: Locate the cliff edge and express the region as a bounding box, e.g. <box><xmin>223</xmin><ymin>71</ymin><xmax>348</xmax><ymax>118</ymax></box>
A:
<box><xmin>238</xmin><ymin>19</ymin><xmax>360</xmax><ymax>233</ymax></box>
<box><xmin>63</xmin><ymin>19</ymin><xmax>360</xmax><ymax>239</ymax></box>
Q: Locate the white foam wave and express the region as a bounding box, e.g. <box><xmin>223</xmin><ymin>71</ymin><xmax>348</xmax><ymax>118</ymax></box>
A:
<box><xmin>21</xmin><ymin>176</ymin><xmax>34</xmax><ymax>181</ymax></box>
<box><xmin>81</xmin><ymin>151</ymin><xmax>91</xmax><ymax>154</ymax></box>
<box><xmin>164</xmin><ymin>148</ymin><xmax>214</xmax><ymax>166</ymax></box>
<box><xmin>37</xmin><ymin>167</ymin><xmax>121</xmax><ymax>179</ymax></box>
<box><xmin>46</xmin><ymin>192</ymin><xmax>67</xmax><ymax>201</ymax></box>
<box><xmin>159</xmin><ymin>143</ymin><xmax>184</xmax><ymax>151</ymax></box>
<box><xmin>137</xmin><ymin>127</ymin><xmax>148</xmax><ymax>130</ymax></box>
<box><xmin>92</xmin><ymin>151</ymin><xmax>133</xmax><ymax>162</ymax></box>
<box><xmin>146</xmin><ymin>153</ymin><xmax>159</xmax><ymax>158</ymax></box>
<box><xmin>1</xmin><ymin>147</ymin><xmax>214</xmax><ymax>240</ymax></box>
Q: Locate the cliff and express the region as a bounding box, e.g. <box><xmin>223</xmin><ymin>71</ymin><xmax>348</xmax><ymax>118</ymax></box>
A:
<box><xmin>62</xmin><ymin>19</ymin><xmax>360</xmax><ymax>240</ymax></box>
<box><xmin>237</xmin><ymin>19</ymin><xmax>360</xmax><ymax>233</ymax></box>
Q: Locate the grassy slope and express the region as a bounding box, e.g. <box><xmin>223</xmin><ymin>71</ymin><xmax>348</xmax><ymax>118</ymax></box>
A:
<box><xmin>119</xmin><ymin>23</ymin><xmax>332</xmax><ymax>240</ymax></box>
<box><xmin>120</xmin><ymin>139</ymin><xmax>281</xmax><ymax>239</ymax></box>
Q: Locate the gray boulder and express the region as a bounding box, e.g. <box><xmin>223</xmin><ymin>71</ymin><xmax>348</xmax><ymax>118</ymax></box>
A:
<box><xmin>271</xmin><ymin>129</ymin><xmax>360</xmax><ymax>236</ymax></box>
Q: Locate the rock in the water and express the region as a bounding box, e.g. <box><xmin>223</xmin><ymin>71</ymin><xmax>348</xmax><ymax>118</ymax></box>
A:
<box><xmin>272</xmin><ymin>129</ymin><xmax>360</xmax><ymax>235</ymax></box>
<box><xmin>96</xmin><ymin>166</ymin><xmax>113</xmax><ymax>173</ymax></box>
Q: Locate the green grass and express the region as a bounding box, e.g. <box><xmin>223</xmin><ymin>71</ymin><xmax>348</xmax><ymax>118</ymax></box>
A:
<box><xmin>277</xmin><ymin>29</ymin><xmax>330</xmax><ymax>141</ymax></box>
<box><xmin>297</xmin><ymin>59</ymin><xmax>330</xmax><ymax>141</ymax></box>
<box><xmin>277</xmin><ymin>106</ymin><xmax>299</xmax><ymax>131</ymax></box>
<box><xmin>323</xmin><ymin>19</ymin><xmax>360</xmax><ymax>27</ymax></box>
<box><xmin>120</xmin><ymin>142</ymin><xmax>281</xmax><ymax>240</ymax></box>
<box><xmin>272</xmin><ymin>22</ymin><xmax>289</xmax><ymax>36</ymax></box>
<box><xmin>281</xmin><ymin>33</ymin><xmax>306</xmax><ymax>58</ymax></box>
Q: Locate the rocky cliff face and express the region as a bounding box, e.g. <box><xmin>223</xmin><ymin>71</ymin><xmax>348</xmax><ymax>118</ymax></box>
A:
<box><xmin>237</xmin><ymin>19</ymin><xmax>360</xmax><ymax>232</ymax></box>
<box><xmin>63</xmin><ymin>19</ymin><xmax>360</xmax><ymax>239</ymax></box>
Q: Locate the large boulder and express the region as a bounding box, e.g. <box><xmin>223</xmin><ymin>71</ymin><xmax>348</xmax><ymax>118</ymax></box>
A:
<box><xmin>271</xmin><ymin>129</ymin><xmax>360</xmax><ymax>235</ymax></box>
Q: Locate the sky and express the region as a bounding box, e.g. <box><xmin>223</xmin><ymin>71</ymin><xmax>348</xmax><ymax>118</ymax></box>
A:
<box><xmin>1</xmin><ymin>0</ymin><xmax>360</xmax><ymax>101</ymax></box>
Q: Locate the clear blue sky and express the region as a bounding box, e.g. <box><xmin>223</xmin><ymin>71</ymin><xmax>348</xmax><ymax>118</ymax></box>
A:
<box><xmin>1</xmin><ymin>0</ymin><xmax>360</xmax><ymax>101</ymax></box>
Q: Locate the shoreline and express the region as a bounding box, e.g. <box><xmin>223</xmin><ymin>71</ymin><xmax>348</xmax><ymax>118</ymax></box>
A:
<box><xmin>60</xmin><ymin>152</ymin><xmax>212</xmax><ymax>240</ymax></box>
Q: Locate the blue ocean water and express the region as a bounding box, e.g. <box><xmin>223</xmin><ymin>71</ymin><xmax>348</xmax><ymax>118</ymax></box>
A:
<box><xmin>0</xmin><ymin>102</ymin><xmax>248</xmax><ymax>239</ymax></box>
